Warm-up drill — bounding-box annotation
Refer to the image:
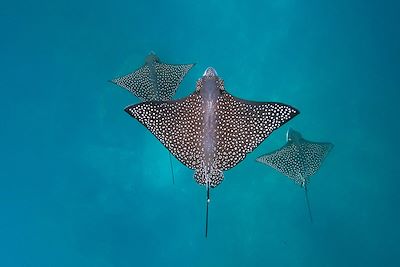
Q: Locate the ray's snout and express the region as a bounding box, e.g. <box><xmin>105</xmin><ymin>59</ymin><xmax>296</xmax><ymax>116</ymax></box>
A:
<box><xmin>203</xmin><ymin>67</ymin><xmax>218</xmax><ymax>77</ymax></box>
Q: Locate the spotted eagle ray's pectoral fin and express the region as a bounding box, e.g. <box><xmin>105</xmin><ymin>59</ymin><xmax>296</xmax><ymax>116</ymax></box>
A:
<box><xmin>216</xmin><ymin>91</ymin><xmax>300</xmax><ymax>171</ymax></box>
<box><xmin>256</xmin><ymin>143</ymin><xmax>302</xmax><ymax>182</ymax></box>
<box><xmin>154</xmin><ymin>62</ymin><xmax>195</xmax><ymax>101</ymax></box>
<box><xmin>111</xmin><ymin>64</ymin><xmax>158</xmax><ymax>101</ymax></box>
<box><xmin>125</xmin><ymin>92</ymin><xmax>204</xmax><ymax>170</ymax></box>
<box><xmin>301</xmin><ymin>141</ymin><xmax>334</xmax><ymax>177</ymax></box>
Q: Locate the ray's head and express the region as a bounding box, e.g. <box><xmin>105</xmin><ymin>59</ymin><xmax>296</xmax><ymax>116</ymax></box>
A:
<box><xmin>145</xmin><ymin>51</ymin><xmax>160</xmax><ymax>64</ymax></box>
<box><xmin>196</xmin><ymin>67</ymin><xmax>225</xmax><ymax>97</ymax></box>
<box><xmin>287</xmin><ymin>128</ymin><xmax>302</xmax><ymax>143</ymax></box>
<box><xmin>203</xmin><ymin>67</ymin><xmax>218</xmax><ymax>77</ymax></box>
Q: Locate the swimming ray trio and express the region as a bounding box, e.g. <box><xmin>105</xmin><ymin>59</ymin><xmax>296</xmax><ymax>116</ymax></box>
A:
<box><xmin>111</xmin><ymin>52</ymin><xmax>333</xmax><ymax>236</ymax></box>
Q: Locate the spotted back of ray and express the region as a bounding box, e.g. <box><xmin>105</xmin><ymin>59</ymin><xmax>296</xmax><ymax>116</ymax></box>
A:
<box><xmin>154</xmin><ymin>63</ymin><xmax>195</xmax><ymax>101</ymax></box>
<box><xmin>125</xmin><ymin>92</ymin><xmax>204</xmax><ymax>170</ymax></box>
<box><xmin>256</xmin><ymin>131</ymin><xmax>333</xmax><ymax>185</ymax></box>
<box><xmin>125</xmin><ymin>89</ymin><xmax>299</xmax><ymax>186</ymax></box>
<box><xmin>215</xmin><ymin>92</ymin><xmax>299</xmax><ymax>170</ymax></box>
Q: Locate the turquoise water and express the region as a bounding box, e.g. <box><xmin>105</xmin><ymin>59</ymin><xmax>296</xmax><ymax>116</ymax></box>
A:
<box><xmin>1</xmin><ymin>0</ymin><xmax>399</xmax><ymax>266</ymax></box>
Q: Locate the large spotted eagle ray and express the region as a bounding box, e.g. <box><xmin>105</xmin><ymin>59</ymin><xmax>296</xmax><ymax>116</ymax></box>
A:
<box><xmin>125</xmin><ymin>67</ymin><xmax>299</xmax><ymax>236</ymax></box>
<box><xmin>111</xmin><ymin>52</ymin><xmax>195</xmax><ymax>184</ymax></box>
<box><xmin>256</xmin><ymin>128</ymin><xmax>333</xmax><ymax>222</ymax></box>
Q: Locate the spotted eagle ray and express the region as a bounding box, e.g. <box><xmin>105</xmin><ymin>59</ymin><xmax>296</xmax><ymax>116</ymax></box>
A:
<box><xmin>256</xmin><ymin>128</ymin><xmax>333</xmax><ymax>222</ymax></box>
<box><xmin>125</xmin><ymin>67</ymin><xmax>299</xmax><ymax>236</ymax></box>
<box><xmin>111</xmin><ymin>52</ymin><xmax>195</xmax><ymax>184</ymax></box>
<box><xmin>111</xmin><ymin>52</ymin><xmax>195</xmax><ymax>102</ymax></box>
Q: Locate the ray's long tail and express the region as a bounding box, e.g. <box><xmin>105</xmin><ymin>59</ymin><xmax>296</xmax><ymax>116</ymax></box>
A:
<box><xmin>168</xmin><ymin>152</ymin><xmax>175</xmax><ymax>184</ymax></box>
<box><xmin>304</xmin><ymin>184</ymin><xmax>313</xmax><ymax>223</ymax></box>
<box><xmin>205</xmin><ymin>184</ymin><xmax>210</xmax><ymax>238</ymax></box>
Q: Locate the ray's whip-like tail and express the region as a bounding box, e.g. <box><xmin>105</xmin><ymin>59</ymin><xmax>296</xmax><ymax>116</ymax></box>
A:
<box><xmin>205</xmin><ymin>183</ymin><xmax>210</xmax><ymax>238</ymax></box>
<box><xmin>168</xmin><ymin>152</ymin><xmax>175</xmax><ymax>184</ymax></box>
<box><xmin>304</xmin><ymin>183</ymin><xmax>313</xmax><ymax>223</ymax></box>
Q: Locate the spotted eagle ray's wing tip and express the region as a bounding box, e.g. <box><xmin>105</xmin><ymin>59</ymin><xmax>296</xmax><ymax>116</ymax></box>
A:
<box><xmin>323</xmin><ymin>142</ymin><xmax>334</xmax><ymax>157</ymax></box>
<box><xmin>255</xmin><ymin>151</ymin><xmax>274</xmax><ymax>163</ymax></box>
<box><xmin>124</xmin><ymin>105</ymin><xmax>131</xmax><ymax>113</ymax></box>
<box><xmin>124</xmin><ymin>102</ymin><xmax>151</xmax><ymax>118</ymax></box>
<box><xmin>111</xmin><ymin>64</ymin><xmax>156</xmax><ymax>101</ymax></box>
<box><xmin>283</xmin><ymin>103</ymin><xmax>300</xmax><ymax>119</ymax></box>
<box><xmin>124</xmin><ymin>102</ymin><xmax>139</xmax><ymax>112</ymax></box>
<box><xmin>255</xmin><ymin>153</ymin><xmax>272</xmax><ymax>164</ymax></box>
<box><xmin>254</xmin><ymin>101</ymin><xmax>301</xmax><ymax>125</ymax></box>
<box><xmin>328</xmin><ymin>142</ymin><xmax>334</xmax><ymax>150</ymax></box>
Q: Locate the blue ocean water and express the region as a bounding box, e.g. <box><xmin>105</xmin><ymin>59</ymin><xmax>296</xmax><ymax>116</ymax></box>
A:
<box><xmin>1</xmin><ymin>0</ymin><xmax>399</xmax><ymax>266</ymax></box>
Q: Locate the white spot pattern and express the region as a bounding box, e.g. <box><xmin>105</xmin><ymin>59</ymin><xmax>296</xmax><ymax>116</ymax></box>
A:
<box><xmin>155</xmin><ymin>63</ymin><xmax>194</xmax><ymax>101</ymax></box>
<box><xmin>126</xmin><ymin>93</ymin><xmax>204</xmax><ymax>170</ymax></box>
<box><xmin>256</xmin><ymin>134</ymin><xmax>333</xmax><ymax>186</ymax></box>
<box><xmin>125</xmin><ymin>87</ymin><xmax>299</xmax><ymax>187</ymax></box>
<box><xmin>112</xmin><ymin>62</ymin><xmax>194</xmax><ymax>101</ymax></box>
<box><xmin>301</xmin><ymin>141</ymin><xmax>334</xmax><ymax>178</ymax></box>
<box><xmin>194</xmin><ymin>168</ymin><xmax>224</xmax><ymax>188</ymax></box>
<box><xmin>216</xmin><ymin>92</ymin><xmax>299</xmax><ymax>170</ymax></box>
<box><xmin>112</xmin><ymin>65</ymin><xmax>156</xmax><ymax>101</ymax></box>
<box><xmin>256</xmin><ymin>143</ymin><xmax>304</xmax><ymax>184</ymax></box>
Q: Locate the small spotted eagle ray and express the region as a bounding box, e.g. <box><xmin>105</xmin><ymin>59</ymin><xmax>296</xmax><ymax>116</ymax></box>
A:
<box><xmin>125</xmin><ymin>67</ymin><xmax>299</xmax><ymax>236</ymax></box>
<box><xmin>256</xmin><ymin>128</ymin><xmax>333</xmax><ymax>222</ymax></box>
<box><xmin>111</xmin><ymin>52</ymin><xmax>195</xmax><ymax>184</ymax></box>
